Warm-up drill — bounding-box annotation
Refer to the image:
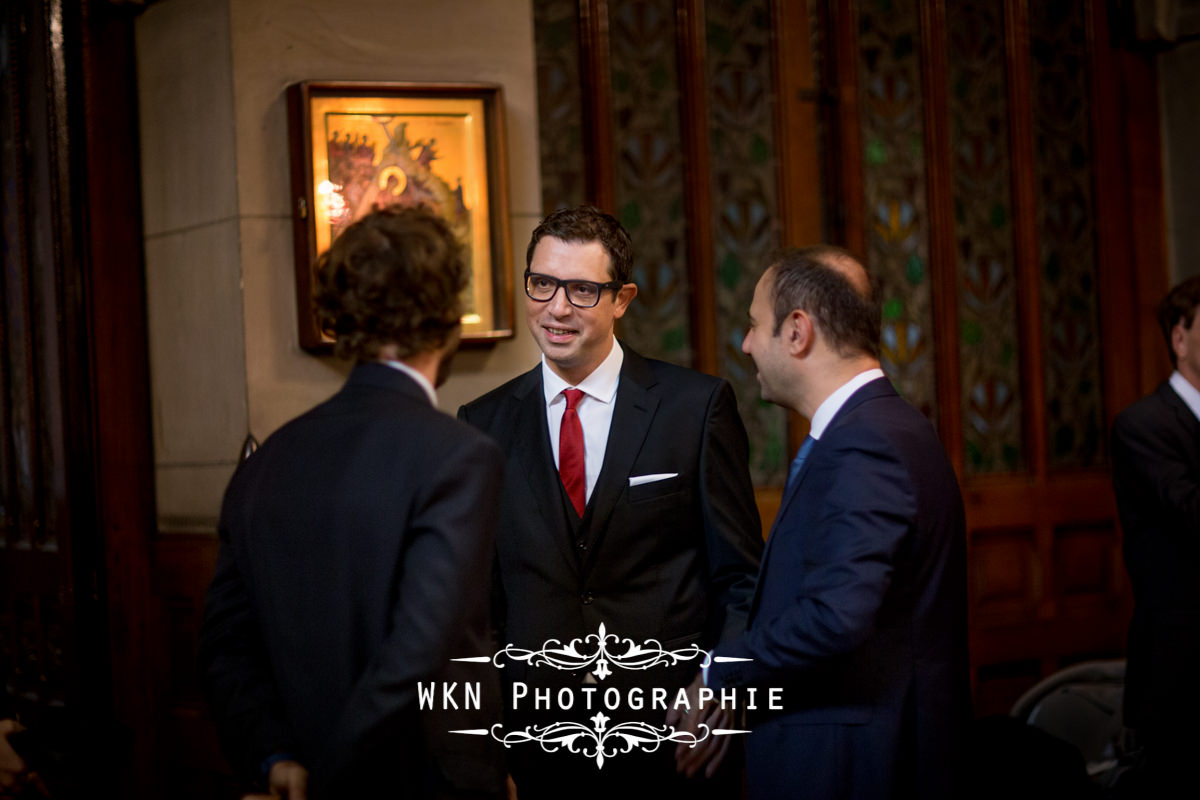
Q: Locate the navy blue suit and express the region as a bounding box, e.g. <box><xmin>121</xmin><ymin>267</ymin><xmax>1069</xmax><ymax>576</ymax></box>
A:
<box><xmin>710</xmin><ymin>377</ymin><xmax>970</xmax><ymax>799</ymax></box>
<box><xmin>199</xmin><ymin>363</ymin><xmax>505</xmax><ymax>798</ymax></box>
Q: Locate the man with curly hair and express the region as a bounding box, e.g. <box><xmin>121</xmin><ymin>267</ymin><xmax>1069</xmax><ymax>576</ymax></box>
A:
<box><xmin>200</xmin><ymin>206</ymin><xmax>505</xmax><ymax>799</ymax></box>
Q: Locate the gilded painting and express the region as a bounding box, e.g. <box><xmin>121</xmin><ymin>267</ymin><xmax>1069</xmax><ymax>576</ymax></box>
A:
<box><xmin>288</xmin><ymin>82</ymin><xmax>513</xmax><ymax>350</ymax></box>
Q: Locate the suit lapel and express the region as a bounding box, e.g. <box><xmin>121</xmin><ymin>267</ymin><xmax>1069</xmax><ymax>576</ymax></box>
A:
<box><xmin>1159</xmin><ymin>381</ymin><xmax>1200</xmax><ymax>454</ymax></box>
<box><xmin>749</xmin><ymin>377</ymin><xmax>898</xmax><ymax>624</ymax></box>
<box><xmin>509</xmin><ymin>367</ymin><xmax>580</xmax><ymax>572</ymax></box>
<box><xmin>580</xmin><ymin>347</ymin><xmax>659</xmax><ymax>576</ymax></box>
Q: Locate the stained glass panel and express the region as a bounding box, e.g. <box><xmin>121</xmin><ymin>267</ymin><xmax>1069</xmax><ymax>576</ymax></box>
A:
<box><xmin>858</xmin><ymin>0</ymin><xmax>937</xmax><ymax>420</ymax></box>
<box><xmin>1030</xmin><ymin>0</ymin><xmax>1106</xmax><ymax>469</ymax></box>
<box><xmin>947</xmin><ymin>0</ymin><xmax>1024</xmax><ymax>473</ymax></box>
<box><xmin>533</xmin><ymin>0</ymin><xmax>586</xmax><ymax>212</ymax></box>
<box><xmin>706</xmin><ymin>0</ymin><xmax>785</xmax><ymax>486</ymax></box>
<box><xmin>609</xmin><ymin>0</ymin><xmax>693</xmax><ymax>365</ymax></box>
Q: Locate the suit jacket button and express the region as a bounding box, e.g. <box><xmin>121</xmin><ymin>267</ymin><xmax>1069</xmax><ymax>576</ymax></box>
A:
<box><xmin>581</xmin><ymin>591</ymin><xmax>593</xmax><ymax>605</ymax></box>
<box><xmin>576</xmin><ymin>538</ymin><xmax>587</xmax><ymax>551</ymax></box>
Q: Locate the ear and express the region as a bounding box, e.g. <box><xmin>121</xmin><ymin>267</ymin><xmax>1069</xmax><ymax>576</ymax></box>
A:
<box><xmin>612</xmin><ymin>283</ymin><xmax>638</xmax><ymax>319</ymax></box>
<box><xmin>783</xmin><ymin>310</ymin><xmax>815</xmax><ymax>357</ymax></box>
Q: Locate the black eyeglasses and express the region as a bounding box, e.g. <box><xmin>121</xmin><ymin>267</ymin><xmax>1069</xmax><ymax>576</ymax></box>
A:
<box><xmin>524</xmin><ymin>270</ymin><xmax>625</xmax><ymax>309</ymax></box>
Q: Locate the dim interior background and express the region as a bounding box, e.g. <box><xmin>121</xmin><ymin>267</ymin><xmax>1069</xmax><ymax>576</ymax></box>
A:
<box><xmin>2</xmin><ymin>0</ymin><xmax>1198</xmax><ymax>796</ymax></box>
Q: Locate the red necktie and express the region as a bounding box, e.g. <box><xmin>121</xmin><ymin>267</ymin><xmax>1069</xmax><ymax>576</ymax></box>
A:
<box><xmin>559</xmin><ymin>388</ymin><xmax>586</xmax><ymax>517</ymax></box>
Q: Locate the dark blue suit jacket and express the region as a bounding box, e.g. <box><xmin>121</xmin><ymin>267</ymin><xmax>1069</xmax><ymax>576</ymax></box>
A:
<box><xmin>199</xmin><ymin>363</ymin><xmax>505</xmax><ymax>798</ymax></box>
<box><xmin>710</xmin><ymin>377</ymin><xmax>970</xmax><ymax>799</ymax></box>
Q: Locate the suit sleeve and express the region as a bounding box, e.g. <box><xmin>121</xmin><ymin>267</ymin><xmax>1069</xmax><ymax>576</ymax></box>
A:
<box><xmin>198</xmin><ymin>484</ymin><xmax>300</xmax><ymax>784</ymax></box>
<box><xmin>700</xmin><ymin>380</ymin><xmax>764</xmax><ymax>644</ymax></box>
<box><xmin>709</xmin><ymin>432</ymin><xmax>913</xmax><ymax>688</ymax></box>
<box><xmin>310</xmin><ymin>433</ymin><xmax>504</xmax><ymax>792</ymax></box>
<box><xmin>457</xmin><ymin>403</ymin><xmax>508</xmax><ymax>643</ymax></box>
<box><xmin>1112</xmin><ymin>409</ymin><xmax>1200</xmax><ymax>534</ymax></box>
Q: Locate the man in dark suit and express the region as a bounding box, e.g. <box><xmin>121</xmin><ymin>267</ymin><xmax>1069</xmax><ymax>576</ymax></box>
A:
<box><xmin>199</xmin><ymin>207</ymin><xmax>505</xmax><ymax>799</ymax></box>
<box><xmin>459</xmin><ymin>206</ymin><xmax>762</xmax><ymax>798</ymax></box>
<box><xmin>707</xmin><ymin>246</ymin><xmax>970</xmax><ymax>799</ymax></box>
<box><xmin>1111</xmin><ymin>275</ymin><xmax>1200</xmax><ymax>793</ymax></box>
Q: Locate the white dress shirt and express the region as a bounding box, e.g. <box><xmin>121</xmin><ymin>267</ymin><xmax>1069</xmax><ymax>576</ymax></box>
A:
<box><xmin>542</xmin><ymin>340</ymin><xmax>623</xmax><ymax>504</ymax></box>
<box><xmin>381</xmin><ymin>359</ymin><xmax>438</xmax><ymax>406</ymax></box>
<box><xmin>1169</xmin><ymin>370</ymin><xmax>1200</xmax><ymax>423</ymax></box>
<box><xmin>808</xmin><ymin>368</ymin><xmax>887</xmax><ymax>439</ymax></box>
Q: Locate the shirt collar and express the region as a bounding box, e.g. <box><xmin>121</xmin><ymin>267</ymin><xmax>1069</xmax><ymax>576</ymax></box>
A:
<box><xmin>541</xmin><ymin>339</ymin><xmax>624</xmax><ymax>405</ymax></box>
<box><xmin>380</xmin><ymin>359</ymin><xmax>438</xmax><ymax>406</ymax></box>
<box><xmin>1169</xmin><ymin>370</ymin><xmax>1200</xmax><ymax>422</ymax></box>
<box><xmin>809</xmin><ymin>368</ymin><xmax>886</xmax><ymax>439</ymax></box>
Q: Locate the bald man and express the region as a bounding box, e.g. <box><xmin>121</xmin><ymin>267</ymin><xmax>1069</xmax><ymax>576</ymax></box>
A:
<box><xmin>706</xmin><ymin>247</ymin><xmax>971</xmax><ymax>799</ymax></box>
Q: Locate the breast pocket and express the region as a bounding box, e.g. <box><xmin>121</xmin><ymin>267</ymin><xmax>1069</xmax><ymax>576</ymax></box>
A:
<box><xmin>628</xmin><ymin>474</ymin><xmax>685</xmax><ymax>504</ymax></box>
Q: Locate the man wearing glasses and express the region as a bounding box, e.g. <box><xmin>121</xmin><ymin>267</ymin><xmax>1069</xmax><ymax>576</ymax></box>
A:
<box><xmin>459</xmin><ymin>205</ymin><xmax>762</xmax><ymax>799</ymax></box>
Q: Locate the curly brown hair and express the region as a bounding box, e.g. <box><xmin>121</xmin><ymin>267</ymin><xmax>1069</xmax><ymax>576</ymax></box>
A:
<box><xmin>313</xmin><ymin>206</ymin><xmax>467</xmax><ymax>361</ymax></box>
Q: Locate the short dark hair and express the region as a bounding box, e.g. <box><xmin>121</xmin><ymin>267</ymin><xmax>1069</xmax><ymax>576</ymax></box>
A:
<box><xmin>767</xmin><ymin>245</ymin><xmax>881</xmax><ymax>360</ymax></box>
<box><xmin>525</xmin><ymin>205</ymin><xmax>633</xmax><ymax>283</ymax></box>
<box><xmin>313</xmin><ymin>206</ymin><xmax>467</xmax><ymax>361</ymax></box>
<box><xmin>1157</xmin><ymin>275</ymin><xmax>1200</xmax><ymax>367</ymax></box>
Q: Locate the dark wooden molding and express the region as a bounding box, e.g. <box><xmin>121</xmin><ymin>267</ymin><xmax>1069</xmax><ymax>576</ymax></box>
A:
<box><xmin>774</xmin><ymin>0</ymin><xmax>824</xmax><ymax>455</ymax></box>
<box><xmin>1004</xmin><ymin>0</ymin><xmax>1049</xmax><ymax>481</ymax></box>
<box><xmin>676</xmin><ymin>0</ymin><xmax>718</xmax><ymax>376</ymax></box>
<box><xmin>578</xmin><ymin>0</ymin><xmax>616</xmax><ymax>211</ymax></box>
<box><xmin>79</xmin><ymin>1</ymin><xmax>159</xmax><ymax>793</ymax></box>
<box><xmin>772</xmin><ymin>0</ymin><xmax>825</xmax><ymax>250</ymax></box>
<box><xmin>829</xmin><ymin>0</ymin><xmax>866</xmax><ymax>260</ymax></box>
<box><xmin>1086</xmin><ymin>0</ymin><xmax>1169</xmax><ymax>409</ymax></box>
<box><xmin>918</xmin><ymin>0</ymin><xmax>964</xmax><ymax>471</ymax></box>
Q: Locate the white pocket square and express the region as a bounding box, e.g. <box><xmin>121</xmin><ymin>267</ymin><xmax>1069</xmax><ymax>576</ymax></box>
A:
<box><xmin>629</xmin><ymin>473</ymin><xmax>678</xmax><ymax>487</ymax></box>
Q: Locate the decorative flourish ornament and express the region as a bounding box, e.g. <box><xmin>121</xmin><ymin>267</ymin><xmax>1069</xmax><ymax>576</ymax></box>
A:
<box><xmin>493</xmin><ymin>622</ymin><xmax>707</xmax><ymax>679</ymax></box>
<box><xmin>491</xmin><ymin>714</ymin><xmax>716</xmax><ymax>769</ymax></box>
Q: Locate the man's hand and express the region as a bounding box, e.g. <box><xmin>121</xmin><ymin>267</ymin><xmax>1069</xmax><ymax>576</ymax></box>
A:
<box><xmin>665</xmin><ymin>673</ymin><xmax>732</xmax><ymax>779</ymax></box>
<box><xmin>0</xmin><ymin>719</ymin><xmax>27</xmax><ymax>797</ymax></box>
<box><xmin>261</xmin><ymin>759</ymin><xmax>308</xmax><ymax>800</ymax></box>
<box><xmin>0</xmin><ymin>719</ymin><xmax>48</xmax><ymax>798</ymax></box>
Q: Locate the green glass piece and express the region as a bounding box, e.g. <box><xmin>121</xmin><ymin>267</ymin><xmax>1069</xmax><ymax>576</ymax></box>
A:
<box><xmin>669</xmin><ymin>194</ymin><xmax>683</xmax><ymax>221</ymax></box>
<box><xmin>962</xmin><ymin>320</ymin><xmax>983</xmax><ymax>346</ymax></box>
<box><xmin>883</xmin><ymin>297</ymin><xmax>904</xmax><ymax>320</ymax></box>
<box><xmin>708</xmin><ymin>23</ymin><xmax>734</xmax><ymax>55</ymax></box>
<box><xmin>1001</xmin><ymin>340</ymin><xmax>1015</xmax><ymax>366</ymax></box>
<box><xmin>750</xmin><ymin>134</ymin><xmax>770</xmax><ymax>165</ymax></box>
<box><xmin>865</xmin><ymin>138</ymin><xmax>887</xmax><ymax>166</ymax></box>
<box><xmin>650</xmin><ymin>63</ymin><xmax>668</xmax><ymax>92</ymax></box>
<box><xmin>966</xmin><ymin>439</ymin><xmax>983</xmax><ymax>468</ymax></box>
<box><xmin>619</xmin><ymin>202</ymin><xmax>642</xmax><ymax>231</ymax></box>
<box><xmin>1002</xmin><ymin>444</ymin><xmax>1020</xmax><ymax>469</ymax></box>
<box><xmin>905</xmin><ymin>253</ymin><xmax>925</xmax><ymax>285</ymax></box>
<box><xmin>662</xmin><ymin>326</ymin><xmax>686</xmax><ymax>352</ymax></box>
<box><xmin>990</xmin><ymin>203</ymin><xmax>1008</xmax><ymax>228</ymax></box>
<box><xmin>720</xmin><ymin>252</ymin><xmax>742</xmax><ymax>290</ymax></box>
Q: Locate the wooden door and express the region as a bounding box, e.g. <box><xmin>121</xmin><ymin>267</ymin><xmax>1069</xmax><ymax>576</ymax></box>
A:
<box><xmin>532</xmin><ymin>0</ymin><xmax>1167</xmax><ymax>713</ymax></box>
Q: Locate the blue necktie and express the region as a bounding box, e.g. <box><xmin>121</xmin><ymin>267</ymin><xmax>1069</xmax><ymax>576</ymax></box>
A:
<box><xmin>785</xmin><ymin>436</ymin><xmax>816</xmax><ymax>493</ymax></box>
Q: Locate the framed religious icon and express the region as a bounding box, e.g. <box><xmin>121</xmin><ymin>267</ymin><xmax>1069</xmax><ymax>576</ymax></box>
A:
<box><xmin>287</xmin><ymin>81</ymin><xmax>513</xmax><ymax>351</ymax></box>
